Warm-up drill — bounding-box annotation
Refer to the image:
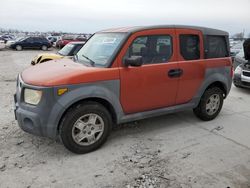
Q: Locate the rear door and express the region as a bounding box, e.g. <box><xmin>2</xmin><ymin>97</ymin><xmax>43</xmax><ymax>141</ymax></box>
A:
<box><xmin>175</xmin><ymin>29</ymin><xmax>205</xmax><ymax>104</ymax></box>
<box><xmin>118</xmin><ymin>29</ymin><xmax>180</xmax><ymax>114</ymax></box>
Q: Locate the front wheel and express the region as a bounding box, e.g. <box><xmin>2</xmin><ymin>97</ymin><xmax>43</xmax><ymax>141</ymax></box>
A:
<box><xmin>59</xmin><ymin>102</ymin><xmax>112</xmax><ymax>154</ymax></box>
<box><xmin>233</xmin><ymin>83</ymin><xmax>242</xmax><ymax>88</ymax></box>
<box><xmin>193</xmin><ymin>87</ymin><xmax>224</xmax><ymax>121</ymax></box>
<box><xmin>16</xmin><ymin>45</ymin><xmax>22</xmax><ymax>51</ymax></box>
<box><xmin>41</xmin><ymin>45</ymin><xmax>48</xmax><ymax>51</ymax></box>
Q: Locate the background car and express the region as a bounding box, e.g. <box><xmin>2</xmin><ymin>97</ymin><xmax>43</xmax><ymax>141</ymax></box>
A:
<box><xmin>233</xmin><ymin>49</ymin><xmax>247</xmax><ymax>69</ymax></box>
<box><xmin>0</xmin><ymin>39</ymin><xmax>5</xmax><ymax>50</ymax></box>
<box><xmin>56</xmin><ymin>35</ymin><xmax>87</xmax><ymax>48</ymax></box>
<box><xmin>230</xmin><ymin>41</ymin><xmax>244</xmax><ymax>60</ymax></box>
<box><xmin>31</xmin><ymin>41</ymin><xmax>85</xmax><ymax>65</ymax></box>
<box><xmin>0</xmin><ymin>35</ymin><xmax>14</xmax><ymax>43</ymax></box>
<box><xmin>233</xmin><ymin>62</ymin><xmax>250</xmax><ymax>88</ymax></box>
<box><xmin>5</xmin><ymin>37</ymin><xmax>24</xmax><ymax>48</ymax></box>
<box><xmin>47</xmin><ymin>36</ymin><xmax>61</xmax><ymax>46</ymax></box>
<box><xmin>233</xmin><ymin>39</ymin><xmax>250</xmax><ymax>89</ymax></box>
<box><xmin>10</xmin><ymin>36</ymin><xmax>52</xmax><ymax>51</ymax></box>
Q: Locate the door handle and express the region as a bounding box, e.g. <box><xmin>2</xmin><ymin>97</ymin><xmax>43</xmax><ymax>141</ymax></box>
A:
<box><xmin>168</xmin><ymin>69</ymin><xmax>183</xmax><ymax>78</ymax></box>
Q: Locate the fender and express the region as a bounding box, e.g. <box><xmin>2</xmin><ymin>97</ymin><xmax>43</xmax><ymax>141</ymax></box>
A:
<box><xmin>192</xmin><ymin>66</ymin><xmax>232</xmax><ymax>106</ymax></box>
<box><xmin>51</xmin><ymin>80</ymin><xmax>124</xmax><ymax>129</ymax></box>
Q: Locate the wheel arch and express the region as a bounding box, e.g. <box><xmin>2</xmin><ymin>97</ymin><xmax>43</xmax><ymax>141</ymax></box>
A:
<box><xmin>205</xmin><ymin>81</ymin><xmax>227</xmax><ymax>97</ymax></box>
<box><xmin>56</xmin><ymin>97</ymin><xmax>117</xmax><ymax>133</ymax></box>
<box><xmin>194</xmin><ymin>68</ymin><xmax>232</xmax><ymax>105</ymax></box>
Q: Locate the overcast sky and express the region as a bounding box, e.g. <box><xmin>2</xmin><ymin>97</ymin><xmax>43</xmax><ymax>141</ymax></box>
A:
<box><xmin>0</xmin><ymin>0</ymin><xmax>249</xmax><ymax>36</ymax></box>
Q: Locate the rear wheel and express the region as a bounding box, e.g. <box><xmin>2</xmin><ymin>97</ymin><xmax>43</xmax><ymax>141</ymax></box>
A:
<box><xmin>193</xmin><ymin>87</ymin><xmax>224</xmax><ymax>121</ymax></box>
<box><xmin>16</xmin><ymin>45</ymin><xmax>22</xmax><ymax>51</ymax></box>
<box><xmin>59</xmin><ymin>102</ymin><xmax>112</xmax><ymax>154</ymax></box>
<box><xmin>41</xmin><ymin>45</ymin><xmax>48</xmax><ymax>51</ymax></box>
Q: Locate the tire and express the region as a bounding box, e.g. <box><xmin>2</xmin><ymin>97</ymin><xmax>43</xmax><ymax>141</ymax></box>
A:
<box><xmin>233</xmin><ymin>83</ymin><xmax>242</xmax><ymax>88</ymax></box>
<box><xmin>59</xmin><ymin>101</ymin><xmax>112</xmax><ymax>154</ymax></box>
<box><xmin>16</xmin><ymin>45</ymin><xmax>22</xmax><ymax>51</ymax></box>
<box><xmin>193</xmin><ymin>87</ymin><xmax>224</xmax><ymax>121</ymax></box>
<box><xmin>41</xmin><ymin>45</ymin><xmax>48</xmax><ymax>51</ymax></box>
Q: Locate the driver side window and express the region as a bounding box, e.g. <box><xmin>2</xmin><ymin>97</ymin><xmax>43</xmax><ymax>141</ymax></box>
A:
<box><xmin>126</xmin><ymin>35</ymin><xmax>173</xmax><ymax>64</ymax></box>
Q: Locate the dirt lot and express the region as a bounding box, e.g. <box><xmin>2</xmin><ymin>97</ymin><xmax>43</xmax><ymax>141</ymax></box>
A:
<box><xmin>0</xmin><ymin>49</ymin><xmax>250</xmax><ymax>188</ymax></box>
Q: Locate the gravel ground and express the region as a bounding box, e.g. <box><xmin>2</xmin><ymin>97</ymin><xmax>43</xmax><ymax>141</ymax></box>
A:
<box><xmin>0</xmin><ymin>49</ymin><xmax>250</xmax><ymax>188</ymax></box>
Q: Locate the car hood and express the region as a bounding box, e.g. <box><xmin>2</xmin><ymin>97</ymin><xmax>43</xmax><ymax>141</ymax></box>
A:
<box><xmin>241</xmin><ymin>62</ymin><xmax>250</xmax><ymax>71</ymax></box>
<box><xmin>21</xmin><ymin>58</ymin><xmax>119</xmax><ymax>86</ymax></box>
<box><xmin>38</xmin><ymin>53</ymin><xmax>62</xmax><ymax>57</ymax></box>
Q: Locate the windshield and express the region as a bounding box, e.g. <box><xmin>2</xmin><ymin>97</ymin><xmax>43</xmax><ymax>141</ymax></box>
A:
<box><xmin>76</xmin><ymin>33</ymin><xmax>126</xmax><ymax>67</ymax></box>
<box><xmin>58</xmin><ymin>43</ymin><xmax>75</xmax><ymax>56</ymax></box>
<box><xmin>15</xmin><ymin>37</ymin><xmax>24</xmax><ymax>41</ymax></box>
<box><xmin>19</xmin><ymin>37</ymin><xmax>28</xmax><ymax>42</ymax></box>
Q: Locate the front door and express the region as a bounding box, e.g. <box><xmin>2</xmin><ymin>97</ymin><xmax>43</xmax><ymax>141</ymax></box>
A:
<box><xmin>119</xmin><ymin>29</ymin><xmax>180</xmax><ymax>114</ymax></box>
<box><xmin>24</xmin><ymin>37</ymin><xmax>35</xmax><ymax>48</ymax></box>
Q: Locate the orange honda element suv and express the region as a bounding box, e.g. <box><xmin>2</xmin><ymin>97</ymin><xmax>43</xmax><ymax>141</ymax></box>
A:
<box><xmin>14</xmin><ymin>25</ymin><xmax>233</xmax><ymax>154</ymax></box>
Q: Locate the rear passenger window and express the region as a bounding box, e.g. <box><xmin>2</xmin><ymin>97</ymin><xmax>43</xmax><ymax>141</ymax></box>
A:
<box><xmin>180</xmin><ymin>35</ymin><xmax>200</xmax><ymax>60</ymax></box>
<box><xmin>127</xmin><ymin>35</ymin><xmax>172</xmax><ymax>64</ymax></box>
<box><xmin>206</xmin><ymin>36</ymin><xmax>228</xmax><ymax>58</ymax></box>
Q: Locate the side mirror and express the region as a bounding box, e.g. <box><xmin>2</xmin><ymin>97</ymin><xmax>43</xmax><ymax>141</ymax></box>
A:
<box><xmin>124</xmin><ymin>56</ymin><xmax>143</xmax><ymax>67</ymax></box>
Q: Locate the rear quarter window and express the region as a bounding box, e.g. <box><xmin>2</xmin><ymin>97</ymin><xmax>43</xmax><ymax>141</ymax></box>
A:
<box><xmin>206</xmin><ymin>36</ymin><xmax>228</xmax><ymax>58</ymax></box>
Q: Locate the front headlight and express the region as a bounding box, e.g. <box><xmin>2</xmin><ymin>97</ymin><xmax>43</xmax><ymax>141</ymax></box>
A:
<box><xmin>24</xmin><ymin>88</ymin><xmax>42</xmax><ymax>105</ymax></box>
<box><xmin>234</xmin><ymin>65</ymin><xmax>242</xmax><ymax>75</ymax></box>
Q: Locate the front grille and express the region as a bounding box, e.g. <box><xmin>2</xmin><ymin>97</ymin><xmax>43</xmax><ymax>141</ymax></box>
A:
<box><xmin>242</xmin><ymin>81</ymin><xmax>250</xmax><ymax>87</ymax></box>
<box><xmin>243</xmin><ymin>71</ymin><xmax>250</xmax><ymax>77</ymax></box>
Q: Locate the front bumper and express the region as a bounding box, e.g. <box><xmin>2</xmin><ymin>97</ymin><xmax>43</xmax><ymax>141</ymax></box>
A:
<box><xmin>14</xmin><ymin>100</ymin><xmax>44</xmax><ymax>137</ymax></box>
<box><xmin>233</xmin><ymin>74</ymin><xmax>250</xmax><ymax>88</ymax></box>
<box><xmin>14</xmin><ymin>75</ymin><xmax>64</xmax><ymax>139</ymax></box>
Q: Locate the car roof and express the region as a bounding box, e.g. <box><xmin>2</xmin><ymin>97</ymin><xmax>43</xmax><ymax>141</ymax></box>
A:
<box><xmin>99</xmin><ymin>25</ymin><xmax>228</xmax><ymax>36</ymax></box>
<box><xmin>27</xmin><ymin>36</ymin><xmax>46</xmax><ymax>39</ymax></box>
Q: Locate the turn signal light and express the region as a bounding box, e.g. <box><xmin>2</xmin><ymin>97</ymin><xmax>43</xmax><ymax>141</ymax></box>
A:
<box><xmin>57</xmin><ymin>88</ymin><xmax>68</xmax><ymax>96</ymax></box>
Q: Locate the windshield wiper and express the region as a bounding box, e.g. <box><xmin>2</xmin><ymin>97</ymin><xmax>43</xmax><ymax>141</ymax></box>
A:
<box><xmin>82</xmin><ymin>54</ymin><xmax>96</xmax><ymax>66</ymax></box>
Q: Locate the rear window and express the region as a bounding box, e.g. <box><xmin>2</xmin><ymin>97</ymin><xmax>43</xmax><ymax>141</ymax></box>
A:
<box><xmin>180</xmin><ymin>35</ymin><xmax>200</xmax><ymax>60</ymax></box>
<box><xmin>206</xmin><ymin>36</ymin><xmax>228</xmax><ymax>58</ymax></box>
